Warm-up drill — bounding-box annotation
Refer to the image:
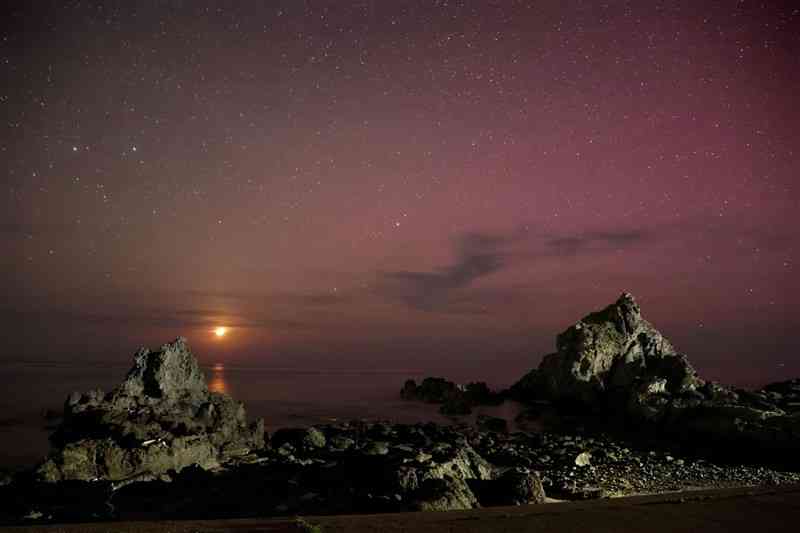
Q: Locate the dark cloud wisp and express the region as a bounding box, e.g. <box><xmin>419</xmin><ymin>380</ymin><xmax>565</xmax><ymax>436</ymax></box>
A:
<box><xmin>380</xmin><ymin>232</ymin><xmax>509</xmax><ymax>312</ymax></box>
<box><xmin>545</xmin><ymin>230</ymin><xmax>649</xmax><ymax>256</ymax></box>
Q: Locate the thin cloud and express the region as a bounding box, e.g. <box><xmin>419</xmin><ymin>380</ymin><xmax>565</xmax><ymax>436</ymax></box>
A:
<box><xmin>545</xmin><ymin>230</ymin><xmax>649</xmax><ymax>256</ymax></box>
<box><xmin>380</xmin><ymin>232</ymin><xmax>510</xmax><ymax>312</ymax></box>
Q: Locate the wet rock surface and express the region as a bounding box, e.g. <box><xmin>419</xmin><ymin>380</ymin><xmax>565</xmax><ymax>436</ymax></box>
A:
<box><xmin>35</xmin><ymin>338</ymin><xmax>264</xmax><ymax>483</ymax></box>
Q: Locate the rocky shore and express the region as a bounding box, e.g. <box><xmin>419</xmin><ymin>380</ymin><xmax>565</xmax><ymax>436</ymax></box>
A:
<box><xmin>4</xmin><ymin>417</ymin><xmax>799</xmax><ymax>524</ymax></box>
<box><xmin>36</xmin><ymin>337</ymin><xmax>264</xmax><ymax>484</ymax></box>
<box><xmin>406</xmin><ymin>293</ymin><xmax>800</xmax><ymax>464</ymax></box>
<box><xmin>1</xmin><ymin>293</ymin><xmax>797</xmax><ymax>526</ymax></box>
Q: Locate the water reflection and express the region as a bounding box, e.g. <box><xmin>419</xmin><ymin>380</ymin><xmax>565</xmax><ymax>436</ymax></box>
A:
<box><xmin>208</xmin><ymin>363</ymin><xmax>229</xmax><ymax>395</ymax></box>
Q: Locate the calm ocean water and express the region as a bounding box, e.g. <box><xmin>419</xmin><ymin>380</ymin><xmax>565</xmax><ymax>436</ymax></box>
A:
<box><xmin>0</xmin><ymin>362</ymin><xmax>522</xmax><ymax>469</ymax></box>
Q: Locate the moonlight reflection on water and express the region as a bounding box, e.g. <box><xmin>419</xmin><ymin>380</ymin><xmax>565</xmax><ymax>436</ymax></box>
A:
<box><xmin>208</xmin><ymin>363</ymin><xmax>229</xmax><ymax>395</ymax></box>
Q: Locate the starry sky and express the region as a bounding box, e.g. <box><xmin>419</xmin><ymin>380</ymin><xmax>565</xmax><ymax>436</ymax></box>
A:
<box><xmin>2</xmin><ymin>1</ymin><xmax>798</xmax><ymax>387</ymax></box>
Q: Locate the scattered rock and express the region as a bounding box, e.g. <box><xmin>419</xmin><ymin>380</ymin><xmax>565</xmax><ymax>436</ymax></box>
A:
<box><xmin>272</xmin><ymin>427</ymin><xmax>326</xmax><ymax>450</ymax></box>
<box><xmin>575</xmin><ymin>451</ymin><xmax>592</xmax><ymax>467</ymax></box>
<box><xmin>401</xmin><ymin>377</ymin><xmax>459</xmax><ymax>403</ymax></box>
<box><xmin>328</xmin><ymin>435</ymin><xmax>355</xmax><ymax>451</ymax></box>
<box><xmin>411</xmin><ymin>475</ymin><xmax>479</xmax><ymax>511</ymax></box>
<box><xmin>551</xmin><ymin>484</ymin><xmax>607</xmax><ymax>500</ymax></box>
<box><xmin>5</xmin><ymin>419</ymin><xmax>800</xmax><ymax>525</ymax></box>
<box><xmin>478</xmin><ymin>468</ymin><xmax>546</xmax><ymax>506</ymax></box>
<box><xmin>362</xmin><ymin>441</ymin><xmax>390</xmax><ymax>456</ymax></box>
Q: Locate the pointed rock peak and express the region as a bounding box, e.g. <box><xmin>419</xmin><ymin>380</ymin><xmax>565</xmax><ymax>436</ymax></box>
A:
<box><xmin>617</xmin><ymin>292</ymin><xmax>638</xmax><ymax>307</ymax></box>
<box><xmin>615</xmin><ymin>292</ymin><xmax>640</xmax><ymax>316</ymax></box>
<box><xmin>578</xmin><ymin>291</ymin><xmax>642</xmax><ymax>336</ymax></box>
<box><xmin>534</xmin><ymin>291</ymin><xmax>700</xmax><ymax>407</ymax></box>
<box><xmin>613</xmin><ymin>291</ymin><xmax>641</xmax><ymax>333</ymax></box>
<box><xmin>118</xmin><ymin>337</ymin><xmax>208</xmax><ymax>400</ymax></box>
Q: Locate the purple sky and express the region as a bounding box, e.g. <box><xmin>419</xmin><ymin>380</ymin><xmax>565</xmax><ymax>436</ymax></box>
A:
<box><xmin>2</xmin><ymin>1</ymin><xmax>798</xmax><ymax>387</ymax></box>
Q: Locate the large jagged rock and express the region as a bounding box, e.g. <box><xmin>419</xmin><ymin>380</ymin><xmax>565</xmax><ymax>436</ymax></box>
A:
<box><xmin>36</xmin><ymin>338</ymin><xmax>264</xmax><ymax>483</ymax></box>
<box><xmin>511</xmin><ymin>293</ymin><xmax>800</xmax><ymax>463</ymax></box>
<box><xmin>409</xmin><ymin>443</ymin><xmax>494</xmax><ymax>511</ymax></box>
<box><xmin>401</xmin><ymin>377</ymin><xmax>460</xmax><ymax>403</ymax></box>
<box><xmin>118</xmin><ymin>339</ymin><xmax>208</xmax><ymax>401</ymax></box>
<box><xmin>525</xmin><ymin>293</ymin><xmax>703</xmax><ymax>407</ymax></box>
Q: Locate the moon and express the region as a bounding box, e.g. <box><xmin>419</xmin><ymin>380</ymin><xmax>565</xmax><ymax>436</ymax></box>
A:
<box><xmin>214</xmin><ymin>326</ymin><xmax>227</xmax><ymax>337</ymax></box>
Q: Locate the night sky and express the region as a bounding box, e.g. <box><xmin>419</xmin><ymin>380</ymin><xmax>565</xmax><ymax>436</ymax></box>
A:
<box><xmin>2</xmin><ymin>1</ymin><xmax>798</xmax><ymax>387</ymax></box>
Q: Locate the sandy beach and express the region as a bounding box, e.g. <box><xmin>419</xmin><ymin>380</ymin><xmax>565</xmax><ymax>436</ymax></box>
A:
<box><xmin>8</xmin><ymin>484</ymin><xmax>800</xmax><ymax>533</ymax></box>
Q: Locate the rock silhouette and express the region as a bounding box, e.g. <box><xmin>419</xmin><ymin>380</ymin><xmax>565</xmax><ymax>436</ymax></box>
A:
<box><xmin>400</xmin><ymin>377</ymin><xmax>502</xmax><ymax>415</ymax></box>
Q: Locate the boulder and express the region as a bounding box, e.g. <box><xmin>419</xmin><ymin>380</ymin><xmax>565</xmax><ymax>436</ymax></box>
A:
<box><xmin>472</xmin><ymin>467</ymin><xmax>546</xmax><ymax>506</ymax></box>
<box><xmin>411</xmin><ymin>475</ymin><xmax>479</xmax><ymax>511</ymax></box>
<box><xmin>402</xmin><ymin>378</ymin><xmax>502</xmax><ymax>416</ymax></box>
<box><xmin>271</xmin><ymin>427</ymin><xmax>326</xmax><ymax>451</ymax></box>
<box><xmin>328</xmin><ymin>435</ymin><xmax>355</xmax><ymax>451</ymax></box>
<box><xmin>493</xmin><ymin>468</ymin><xmax>546</xmax><ymax>505</ymax></box>
<box><xmin>401</xmin><ymin>377</ymin><xmax>460</xmax><ymax>403</ymax></box>
<box><xmin>424</xmin><ymin>444</ymin><xmax>495</xmax><ymax>483</ymax></box>
<box><xmin>36</xmin><ymin>338</ymin><xmax>264</xmax><ymax>482</ymax></box>
<box><xmin>574</xmin><ymin>451</ymin><xmax>592</xmax><ymax>467</ymax></box>
<box><xmin>463</xmin><ymin>382</ymin><xmax>503</xmax><ymax>406</ymax></box>
<box><xmin>549</xmin><ymin>483</ymin><xmax>607</xmax><ymax>500</ymax></box>
<box><xmin>514</xmin><ymin>293</ymin><xmax>703</xmax><ymax>408</ymax></box>
<box><xmin>762</xmin><ymin>379</ymin><xmax>800</xmax><ymax>412</ymax></box>
<box><xmin>362</xmin><ymin>441</ymin><xmax>390</xmax><ymax>456</ymax></box>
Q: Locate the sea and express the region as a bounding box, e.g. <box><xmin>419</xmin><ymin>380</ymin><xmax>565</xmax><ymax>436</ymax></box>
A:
<box><xmin>0</xmin><ymin>362</ymin><xmax>523</xmax><ymax>470</ymax></box>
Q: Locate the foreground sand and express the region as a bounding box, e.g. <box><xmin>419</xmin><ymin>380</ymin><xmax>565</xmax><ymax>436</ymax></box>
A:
<box><xmin>8</xmin><ymin>484</ymin><xmax>800</xmax><ymax>533</ymax></box>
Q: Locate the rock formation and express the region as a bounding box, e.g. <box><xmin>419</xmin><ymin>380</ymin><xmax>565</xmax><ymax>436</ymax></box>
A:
<box><xmin>528</xmin><ymin>292</ymin><xmax>703</xmax><ymax>407</ymax></box>
<box><xmin>3</xmin><ymin>297</ymin><xmax>798</xmax><ymax>524</ymax></box>
<box><xmin>8</xmin><ymin>417</ymin><xmax>800</xmax><ymax>524</ymax></box>
<box><xmin>511</xmin><ymin>292</ymin><xmax>800</xmax><ymax>461</ymax></box>
<box><xmin>36</xmin><ymin>338</ymin><xmax>264</xmax><ymax>483</ymax></box>
<box><xmin>400</xmin><ymin>378</ymin><xmax>502</xmax><ymax>415</ymax></box>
